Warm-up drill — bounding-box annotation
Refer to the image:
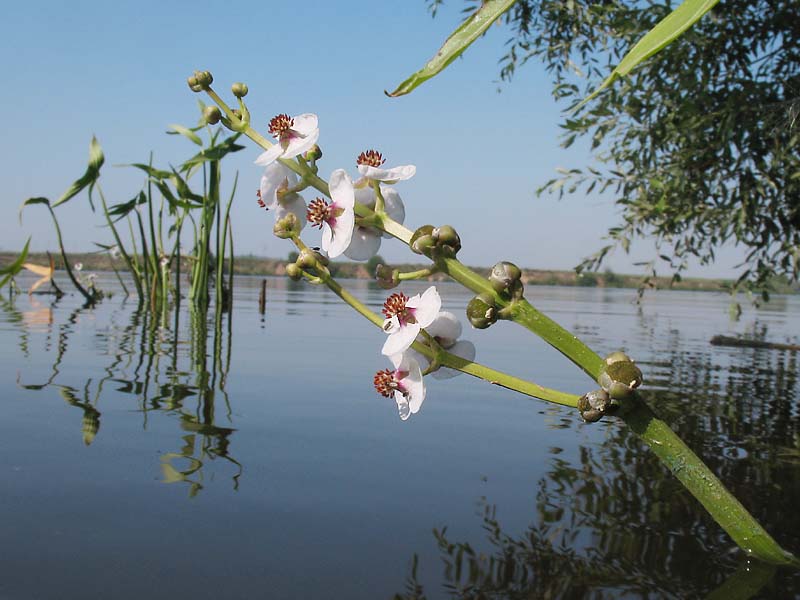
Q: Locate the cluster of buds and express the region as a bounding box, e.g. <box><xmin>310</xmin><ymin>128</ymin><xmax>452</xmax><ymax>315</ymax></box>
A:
<box><xmin>187</xmin><ymin>70</ymin><xmax>213</xmax><ymax>92</ymax></box>
<box><xmin>577</xmin><ymin>389</ymin><xmax>616</xmax><ymax>423</ymax></box>
<box><xmin>489</xmin><ymin>261</ymin><xmax>524</xmax><ymax>301</ymax></box>
<box><xmin>598</xmin><ymin>351</ymin><xmax>643</xmax><ymax>400</ymax></box>
<box><xmin>466</xmin><ymin>293</ymin><xmax>498</xmax><ymax>329</ymax></box>
<box><xmin>375</xmin><ymin>264</ymin><xmax>401</xmax><ymax>289</ymax></box>
<box><xmin>285</xmin><ymin>246</ymin><xmax>330</xmax><ymax>282</ymax></box>
<box><xmin>410</xmin><ymin>225</ymin><xmax>461</xmax><ymax>259</ymax></box>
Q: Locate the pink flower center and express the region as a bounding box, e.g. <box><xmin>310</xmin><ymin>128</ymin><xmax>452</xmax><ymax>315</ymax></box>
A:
<box><xmin>382</xmin><ymin>293</ymin><xmax>417</xmax><ymax>326</ymax></box>
<box><xmin>306</xmin><ymin>197</ymin><xmax>342</xmax><ymax>229</ymax></box>
<box><xmin>357</xmin><ymin>149</ymin><xmax>386</xmax><ymax>168</ymax></box>
<box><xmin>374</xmin><ymin>369</ymin><xmax>407</xmax><ymax>397</ymax></box>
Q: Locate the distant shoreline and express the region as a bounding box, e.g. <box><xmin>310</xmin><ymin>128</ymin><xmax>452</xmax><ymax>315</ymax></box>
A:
<box><xmin>3</xmin><ymin>251</ymin><xmax>797</xmax><ymax>294</ymax></box>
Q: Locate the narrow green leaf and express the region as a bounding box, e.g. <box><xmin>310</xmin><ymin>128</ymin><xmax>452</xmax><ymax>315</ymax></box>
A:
<box><xmin>0</xmin><ymin>237</ymin><xmax>32</xmax><ymax>288</ymax></box>
<box><xmin>52</xmin><ymin>136</ymin><xmax>105</xmax><ymax>208</ymax></box>
<box><xmin>19</xmin><ymin>197</ymin><xmax>51</xmax><ymax>223</ymax></box>
<box><xmin>166</xmin><ymin>123</ymin><xmax>203</xmax><ymax>146</ymax></box>
<box><xmin>578</xmin><ymin>0</ymin><xmax>720</xmax><ymax>108</ymax></box>
<box><xmin>128</xmin><ymin>163</ymin><xmax>173</xmax><ymax>180</ymax></box>
<box><xmin>386</xmin><ymin>0</ymin><xmax>516</xmax><ymax>97</ymax></box>
<box><xmin>180</xmin><ymin>134</ymin><xmax>244</xmax><ymax>171</ymax></box>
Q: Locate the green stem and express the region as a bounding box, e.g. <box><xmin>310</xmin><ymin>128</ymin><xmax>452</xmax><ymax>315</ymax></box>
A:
<box><xmin>45</xmin><ymin>204</ymin><xmax>94</xmax><ymax>303</ymax></box>
<box><xmin>97</xmin><ymin>185</ymin><xmax>140</xmax><ymax>300</ymax></box>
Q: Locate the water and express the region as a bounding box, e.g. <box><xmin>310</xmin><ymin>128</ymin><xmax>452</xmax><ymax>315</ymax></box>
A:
<box><xmin>1</xmin><ymin>275</ymin><xmax>799</xmax><ymax>599</ymax></box>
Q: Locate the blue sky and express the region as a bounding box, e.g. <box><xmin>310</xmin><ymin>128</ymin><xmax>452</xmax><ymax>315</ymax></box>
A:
<box><xmin>0</xmin><ymin>0</ymin><xmax>745</xmax><ymax>277</ymax></box>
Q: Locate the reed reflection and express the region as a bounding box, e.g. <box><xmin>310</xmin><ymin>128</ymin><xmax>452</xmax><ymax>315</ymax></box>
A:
<box><xmin>396</xmin><ymin>321</ymin><xmax>800</xmax><ymax>599</ymax></box>
<box><xmin>8</xmin><ymin>295</ymin><xmax>242</xmax><ymax>495</ymax></box>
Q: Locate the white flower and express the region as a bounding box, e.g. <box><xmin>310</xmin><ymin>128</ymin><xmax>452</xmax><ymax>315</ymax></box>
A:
<box><xmin>305</xmin><ymin>169</ymin><xmax>354</xmax><ymax>258</ymax></box>
<box><xmin>381</xmin><ymin>286</ymin><xmax>441</xmax><ymax>356</ymax></box>
<box><xmin>374</xmin><ymin>352</ymin><xmax>426</xmax><ymax>421</ymax></box>
<box><xmin>254</xmin><ymin>113</ymin><xmax>319</xmax><ymax>167</ymax></box>
<box><xmin>74</xmin><ymin>262</ymin><xmax>83</xmax><ymax>272</ymax></box>
<box><xmin>108</xmin><ymin>245</ymin><xmax>121</xmax><ymax>260</ymax></box>
<box><xmin>356</xmin><ymin>149</ymin><xmax>415</xmax><ymax>183</ymax></box>
<box><xmin>258</xmin><ymin>162</ymin><xmax>307</xmax><ymax>232</ymax></box>
<box><xmin>409</xmin><ymin>311</ymin><xmax>476</xmax><ymax>380</ymax></box>
<box><xmin>343</xmin><ymin>184</ymin><xmax>406</xmax><ymax>260</ymax></box>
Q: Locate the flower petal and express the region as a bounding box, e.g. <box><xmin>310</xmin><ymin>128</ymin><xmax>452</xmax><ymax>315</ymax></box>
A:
<box><xmin>344</xmin><ymin>226</ymin><xmax>381</xmax><ymax>261</ymax></box>
<box><xmin>291</xmin><ymin>113</ymin><xmax>318</xmax><ymax>135</ymax></box>
<box><xmin>260</xmin><ymin>163</ymin><xmax>299</xmax><ymax>209</ymax></box>
<box><xmin>407</xmin><ymin>286</ymin><xmax>441</xmax><ymax>328</ymax></box>
<box><xmin>357</xmin><ymin>164</ymin><xmax>416</xmax><ymax>182</ymax></box>
<box><xmin>425</xmin><ymin>311</ymin><xmax>462</xmax><ymax>347</ymax></box>
<box><xmin>274</xmin><ymin>192</ymin><xmax>307</xmax><ymax>232</ymax></box>
<box><xmin>254</xmin><ymin>145</ymin><xmax>284</xmax><ymax>166</ymax></box>
<box><xmin>382</xmin><ymin>185</ymin><xmax>405</xmax><ymax>223</ymax></box>
<box><xmin>382</xmin><ymin>322</ymin><xmax>420</xmax><ymax>356</ymax></box>
<box><xmin>432</xmin><ymin>340</ymin><xmax>476</xmax><ymax>380</ymax></box>
<box><xmin>353</xmin><ymin>185</ymin><xmax>376</xmax><ymax>210</ymax></box>
<box><xmin>329</xmin><ymin>169</ymin><xmax>355</xmax><ymax>209</ymax></box>
<box><xmin>284</xmin><ymin>127</ymin><xmax>320</xmax><ymax>159</ymax></box>
<box><xmin>325</xmin><ymin>203</ymin><xmax>354</xmax><ymax>258</ymax></box>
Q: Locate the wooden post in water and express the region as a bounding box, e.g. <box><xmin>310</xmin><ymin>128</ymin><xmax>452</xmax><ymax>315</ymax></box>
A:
<box><xmin>258</xmin><ymin>279</ymin><xmax>267</xmax><ymax>314</ymax></box>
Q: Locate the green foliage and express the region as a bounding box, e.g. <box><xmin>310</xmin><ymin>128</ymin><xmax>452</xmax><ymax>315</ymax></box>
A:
<box><xmin>387</xmin><ymin>0</ymin><xmax>517</xmax><ymax>97</ymax></box>
<box><xmin>580</xmin><ymin>0</ymin><xmax>720</xmax><ymax>106</ymax></box>
<box><xmin>0</xmin><ymin>238</ymin><xmax>31</xmax><ymax>289</ymax></box>
<box><xmin>52</xmin><ymin>136</ymin><xmax>104</xmax><ymax>209</ymax></box>
<box><xmin>440</xmin><ymin>0</ymin><xmax>800</xmax><ymax>295</ymax></box>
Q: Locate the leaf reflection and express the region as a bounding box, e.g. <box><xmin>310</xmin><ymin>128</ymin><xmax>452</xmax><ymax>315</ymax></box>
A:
<box><xmin>6</xmin><ymin>295</ymin><xmax>242</xmax><ymax>494</ymax></box>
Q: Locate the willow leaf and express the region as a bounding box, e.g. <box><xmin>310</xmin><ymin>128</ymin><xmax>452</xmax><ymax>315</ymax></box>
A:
<box><xmin>579</xmin><ymin>0</ymin><xmax>720</xmax><ymax>107</ymax></box>
<box><xmin>386</xmin><ymin>0</ymin><xmax>516</xmax><ymax>97</ymax></box>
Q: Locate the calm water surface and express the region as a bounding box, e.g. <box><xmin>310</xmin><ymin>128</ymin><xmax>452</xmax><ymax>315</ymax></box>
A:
<box><xmin>1</xmin><ymin>275</ymin><xmax>799</xmax><ymax>599</ymax></box>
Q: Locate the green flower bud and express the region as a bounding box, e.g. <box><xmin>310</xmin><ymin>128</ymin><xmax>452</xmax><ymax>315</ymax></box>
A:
<box><xmin>285</xmin><ymin>263</ymin><xmax>302</xmax><ymax>281</ymax></box>
<box><xmin>297</xmin><ymin>248</ymin><xmax>317</xmax><ymax>269</ymax></box>
<box><xmin>188</xmin><ymin>70</ymin><xmax>213</xmax><ymax>91</ymax></box>
<box><xmin>187</xmin><ymin>74</ymin><xmax>203</xmax><ymax>93</ymax></box>
<box><xmin>598</xmin><ymin>352</ymin><xmax>643</xmax><ymax>400</ymax></box>
<box><xmin>432</xmin><ymin>225</ymin><xmax>461</xmax><ymax>256</ymax></box>
<box><xmin>203</xmin><ymin>106</ymin><xmax>221</xmax><ymax>125</ymax></box>
<box><xmin>578</xmin><ymin>389</ymin><xmax>611</xmax><ymax>423</ymax></box>
<box><xmin>304</xmin><ymin>144</ymin><xmax>323</xmax><ymax>162</ymax></box>
<box><xmin>410</xmin><ymin>225</ymin><xmax>436</xmax><ymax>255</ymax></box>
<box><xmin>273</xmin><ymin>213</ymin><xmax>300</xmax><ymax>239</ymax></box>
<box><xmin>466</xmin><ymin>293</ymin><xmax>498</xmax><ymax>329</ymax></box>
<box><xmin>231</xmin><ymin>82</ymin><xmax>249</xmax><ymax>98</ymax></box>
<box><xmin>489</xmin><ymin>261</ymin><xmax>523</xmax><ymax>295</ymax></box>
<box><xmin>375</xmin><ymin>264</ymin><xmax>400</xmax><ymax>289</ymax></box>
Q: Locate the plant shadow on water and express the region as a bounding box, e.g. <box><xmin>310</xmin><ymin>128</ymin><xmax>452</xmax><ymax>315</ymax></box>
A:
<box><xmin>6</xmin><ymin>293</ymin><xmax>242</xmax><ymax>496</ymax></box>
<box><xmin>394</xmin><ymin>315</ymin><xmax>800</xmax><ymax>599</ymax></box>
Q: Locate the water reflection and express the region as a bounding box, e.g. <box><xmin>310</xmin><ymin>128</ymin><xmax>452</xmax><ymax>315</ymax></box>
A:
<box><xmin>396</xmin><ymin>319</ymin><xmax>800</xmax><ymax>598</ymax></box>
<box><xmin>8</xmin><ymin>296</ymin><xmax>242</xmax><ymax>495</ymax></box>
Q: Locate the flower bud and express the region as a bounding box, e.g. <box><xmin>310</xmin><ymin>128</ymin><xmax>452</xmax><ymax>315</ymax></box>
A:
<box><xmin>375</xmin><ymin>264</ymin><xmax>400</xmax><ymax>289</ymax></box>
<box><xmin>285</xmin><ymin>263</ymin><xmax>302</xmax><ymax>281</ymax></box>
<box><xmin>273</xmin><ymin>213</ymin><xmax>300</xmax><ymax>239</ymax></box>
<box><xmin>432</xmin><ymin>225</ymin><xmax>461</xmax><ymax>256</ymax></box>
<box><xmin>578</xmin><ymin>389</ymin><xmax>611</xmax><ymax>423</ymax></box>
<box><xmin>489</xmin><ymin>261</ymin><xmax>522</xmax><ymax>295</ymax></box>
<box><xmin>231</xmin><ymin>109</ymin><xmax>242</xmax><ymax>120</ymax></box>
<box><xmin>297</xmin><ymin>248</ymin><xmax>317</xmax><ymax>269</ymax></box>
<box><xmin>231</xmin><ymin>82</ymin><xmax>249</xmax><ymax>98</ymax></box>
<box><xmin>304</xmin><ymin>144</ymin><xmax>323</xmax><ymax>162</ymax></box>
<box><xmin>410</xmin><ymin>225</ymin><xmax>436</xmax><ymax>256</ymax></box>
<box><xmin>203</xmin><ymin>106</ymin><xmax>221</xmax><ymax>125</ymax></box>
<box><xmin>598</xmin><ymin>352</ymin><xmax>643</xmax><ymax>400</ymax></box>
<box><xmin>466</xmin><ymin>293</ymin><xmax>498</xmax><ymax>329</ymax></box>
<box><xmin>188</xmin><ymin>70</ymin><xmax>213</xmax><ymax>91</ymax></box>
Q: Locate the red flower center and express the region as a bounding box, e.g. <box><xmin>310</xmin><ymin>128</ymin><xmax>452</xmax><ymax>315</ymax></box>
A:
<box><xmin>382</xmin><ymin>293</ymin><xmax>417</xmax><ymax>327</ymax></box>
<box><xmin>357</xmin><ymin>149</ymin><xmax>386</xmax><ymax>168</ymax></box>
<box><xmin>268</xmin><ymin>113</ymin><xmax>294</xmax><ymax>140</ymax></box>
